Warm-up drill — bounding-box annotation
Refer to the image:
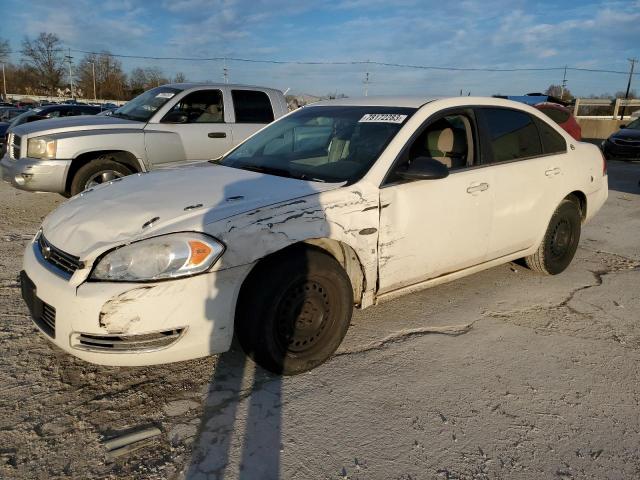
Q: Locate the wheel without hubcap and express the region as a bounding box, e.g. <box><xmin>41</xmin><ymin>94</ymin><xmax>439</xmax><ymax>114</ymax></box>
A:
<box><xmin>525</xmin><ymin>197</ymin><xmax>581</xmax><ymax>275</ymax></box>
<box><xmin>236</xmin><ymin>247</ymin><xmax>353</xmax><ymax>375</ymax></box>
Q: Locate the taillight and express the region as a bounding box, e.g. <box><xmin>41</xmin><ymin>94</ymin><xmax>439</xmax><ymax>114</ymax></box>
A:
<box><xmin>600</xmin><ymin>150</ymin><xmax>607</xmax><ymax>176</ymax></box>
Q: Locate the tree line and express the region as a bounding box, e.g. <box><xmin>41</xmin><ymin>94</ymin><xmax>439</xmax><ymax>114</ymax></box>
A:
<box><xmin>0</xmin><ymin>33</ymin><xmax>187</xmax><ymax>101</ymax></box>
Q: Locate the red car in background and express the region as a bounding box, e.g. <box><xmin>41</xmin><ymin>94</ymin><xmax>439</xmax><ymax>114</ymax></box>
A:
<box><xmin>534</xmin><ymin>102</ymin><xmax>581</xmax><ymax>141</ymax></box>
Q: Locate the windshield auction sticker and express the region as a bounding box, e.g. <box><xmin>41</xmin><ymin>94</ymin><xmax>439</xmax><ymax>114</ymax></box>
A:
<box><xmin>156</xmin><ymin>92</ymin><xmax>176</xmax><ymax>99</ymax></box>
<box><xmin>359</xmin><ymin>113</ymin><xmax>408</xmax><ymax>123</ymax></box>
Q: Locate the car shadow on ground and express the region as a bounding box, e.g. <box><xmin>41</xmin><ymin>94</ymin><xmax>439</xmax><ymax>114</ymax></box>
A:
<box><xmin>185</xmin><ymin>346</ymin><xmax>283</xmax><ymax>479</ymax></box>
<box><xmin>184</xmin><ymin>168</ymin><xmax>321</xmax><ymax>479</ymax></box>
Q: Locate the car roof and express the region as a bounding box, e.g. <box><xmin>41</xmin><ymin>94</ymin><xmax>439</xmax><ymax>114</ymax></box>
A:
<box><xmin>165</xmin><ymin>82</ymin><xmax>284</xmax><ymax>94</ymax></box>
<box><xmin>308</xmin><ymin>96</ymin><xmax>439</xmax><ymax>108</ymax></box>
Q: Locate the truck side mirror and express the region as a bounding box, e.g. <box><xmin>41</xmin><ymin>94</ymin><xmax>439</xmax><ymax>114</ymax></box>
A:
<box><xmin>163</xmin><ymin>111</ymin><xmax>189</xmax><ymax>124</ymax></box>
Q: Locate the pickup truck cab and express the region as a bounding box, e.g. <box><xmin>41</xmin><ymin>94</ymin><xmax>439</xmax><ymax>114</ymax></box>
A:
<box><xmin>1</xmin><ymin>83</ymin><xmax>287</xmax><ymax>196</ymax></box>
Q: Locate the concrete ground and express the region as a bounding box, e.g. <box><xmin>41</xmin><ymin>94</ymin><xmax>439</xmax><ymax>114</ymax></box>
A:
<box><xmin>0</xmin><ymin>161</ymin><xmax>638</xmax><ymax>479</ymax></box>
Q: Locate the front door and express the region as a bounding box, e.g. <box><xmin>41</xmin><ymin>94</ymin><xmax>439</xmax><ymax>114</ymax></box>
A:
<box><xmin>377</xmin><ymin>110</ymin><xmax>494</xmax><ymax>293</ymax></box>
<box><xmin>145</xmin><ymin>88</ymin><xmax>233</xmax><ymax>167</ymax></box>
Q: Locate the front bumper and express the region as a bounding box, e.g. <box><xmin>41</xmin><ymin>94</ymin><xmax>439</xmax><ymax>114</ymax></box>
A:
<box><xmin>1</xmin><ymin>154</ymin><xmax>71</xmax><ymax>193</ymax></box>
<box><xmin>602</xmin><ymin>140</ymin><xmax>640</xmax><ymax>160</ymax></box>
<box><xmin>22</xmin><ymin>237</ymin><xmax>251</xmax><ymax>366</ymax></box>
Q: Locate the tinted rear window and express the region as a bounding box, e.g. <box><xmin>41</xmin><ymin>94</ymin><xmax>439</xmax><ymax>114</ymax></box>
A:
<box><xmin>481</xmin><ymin>108</ymin><xmax>542</xmax><ymax>162</ymax></box>
<box><xmin>534</xmin><ymin>117</ymin><xmax>567</xmax><ymax>154</ymax></box>
<box><xmin>231</xmin><ymin>90</ymin><xmax>274</xmax><ymax>123</ymax></box>
<box><xmin>538</xmin><ymin>106</ymin><xmax>570</xmax><ymax>124</ymax></box>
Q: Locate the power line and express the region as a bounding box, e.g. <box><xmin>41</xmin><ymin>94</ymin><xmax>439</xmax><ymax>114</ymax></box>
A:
<box><xmin>6</xmin><ymin>47</ymin><xmax>639</xmax><ymax>76</ymax></box>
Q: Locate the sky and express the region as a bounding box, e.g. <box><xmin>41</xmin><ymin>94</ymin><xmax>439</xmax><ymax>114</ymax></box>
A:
<box><xmin>0</xmin><ymin>0</ymin><xmax>639</xmax><ymax>98</ymax></box>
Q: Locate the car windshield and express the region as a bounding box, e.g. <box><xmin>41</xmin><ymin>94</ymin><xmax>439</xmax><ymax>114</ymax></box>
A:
<box><xmin>112</xmin><ymin>86</ymin><xmax>181</xmax><ymax>122</ymax></box>
<box><xmin>626</xmin><ymin>118</ymin><xmax>640</xmax><ymax>130</ymax></box>
<box><xmin>220</xmin><ymin>106</ymin><xmax>416</xmax><ymax>183</ymax></box>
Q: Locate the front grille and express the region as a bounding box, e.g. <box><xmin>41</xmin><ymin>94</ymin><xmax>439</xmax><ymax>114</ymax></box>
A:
<box><xmin>37</xmin><ymin>233</ymin><xmax>82</xmax><ymax>278</ymax></box>
<box><xmin>72</xmin><ymin>329</ymin><xmax>185</xmax><ymax>353</ymax></box>
<box><xmin>9</xmin><ymin>133</ymin><xmax>21</xmax><ymax>159</ymax></box>
<box><xmin>612</xmin><ymin>138</ymin><xmax>640</xmax><ymax>146</ymax></box>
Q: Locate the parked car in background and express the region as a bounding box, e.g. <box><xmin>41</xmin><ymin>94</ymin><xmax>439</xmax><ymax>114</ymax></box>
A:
<box><xmin>534</xmin><ymin>102</ymin><xmax>582</xmax><ymax>141</ymax></box>
<box><xmin>601</xmin><ymin>117</ymin><xmax>640</xmax><ymax>161</ymax></box>
<box><xmin>0</xmin><ymin>107</ymin><xmax>27</xmax><ymax>122</ymax></box>
<box><xmin>19</xmin><ymin>96</ymin><xmax>607</xmax><ymax>374</ymax></box>
<box><xmin>1</xmin><ymin>83</ymin><xmax>288</xmax><ymax>196</ymax></box>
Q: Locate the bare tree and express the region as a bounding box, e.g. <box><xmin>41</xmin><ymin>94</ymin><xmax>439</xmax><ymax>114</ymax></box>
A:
<box><xmin>545</xmin><ymin>84</ymin><xmax>573</xmax><ymax>101</ymax></box>
<box><xmin>76</xmin><ymin>52</ymin><xmax>127</xmax><ymax>100</ymax></box>
<box><xmin>21</xmin><ymin>32</ymin><xmax>64</xmax><ymax>95</ymax></box>
<box><xmin>173</xmin><ymin>72</ymin><xmax>187</xmax><ymax>83</ymax></box>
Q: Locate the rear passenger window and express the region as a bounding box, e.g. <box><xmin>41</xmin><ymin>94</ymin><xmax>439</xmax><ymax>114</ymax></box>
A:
<box><xmin>232</xmin><ymin>90</ymin><xmax>274</xmax><ymax>123</ymax></box>
<box><xmin>534</xmin><ymin>117</ymin><xmax>567</xmax><ymax>154</ymax></box>
<box><xmin>481</xmin><ymin>108</ymin><xmax>542</xmax><ymax>162</ymax></box>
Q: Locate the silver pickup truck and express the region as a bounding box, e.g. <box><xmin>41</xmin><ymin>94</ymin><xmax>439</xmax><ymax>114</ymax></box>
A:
<box><xmin>1</xmin><ymin>83</ymin><xmax>288</xmax><ymax>196</ymax></box>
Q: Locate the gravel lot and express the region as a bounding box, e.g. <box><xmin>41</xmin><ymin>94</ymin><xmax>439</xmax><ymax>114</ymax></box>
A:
<box><xmin>0</xmin><ymin>161</ymin><xmax>639</xmax><ymax>479</ymax></box>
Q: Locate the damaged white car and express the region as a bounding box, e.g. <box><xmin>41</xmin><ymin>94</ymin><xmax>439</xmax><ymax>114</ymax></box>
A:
<box><xmin>21</xmin><ymin>97</ymin><xmax>608</xmax><ymax>374</ymax></box>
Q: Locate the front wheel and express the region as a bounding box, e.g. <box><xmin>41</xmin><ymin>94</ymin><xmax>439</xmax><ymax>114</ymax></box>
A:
<box><xmin>235</xmin><ymin>247</ymin><xmax>354</xmax><ymax>375</ymax></box>
<box><xmin>69</xmin><ymin>156</ymin><xmax>133</xmax><ymax>196</ymax></box>
<box><xmin>525</xmin><ymin>198</ymin><xmax>581</xmax><ymax>275</ymax></box>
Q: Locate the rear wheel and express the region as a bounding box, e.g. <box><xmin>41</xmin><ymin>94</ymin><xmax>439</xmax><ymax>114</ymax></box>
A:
<box><xmin>235</xmin><ymin>247</ymin><xmax>354</xmax><ymax>375</ymax></box>
<box><xmin>525</xmin><ymin>198</ymin><xmax>581</xmax><ymax>275</ymax></box>
<box><xmin>69</xmin><ymin>156</ymin><xmax>133</xmax><ymax>196</ymax></box>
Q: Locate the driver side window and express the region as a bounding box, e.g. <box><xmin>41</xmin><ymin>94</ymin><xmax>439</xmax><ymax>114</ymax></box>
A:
<box><xmin>387</xmin><ymin>112</ymin><xmax>476</xmax><ymax>183</ymax></box>
<box><xmin>164</xmin><ymin>90</ymin><xmax>224</xmax><ymax>123</ymax></box>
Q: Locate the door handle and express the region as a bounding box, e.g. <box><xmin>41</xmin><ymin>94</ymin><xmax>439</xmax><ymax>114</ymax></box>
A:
<box><xmin>545</xmin><ymin>167</ymin><xmax>560</xmax><ymax>177</ymax></box>
<box><xmin>466</xmin><ymin>182</ymin><xmax>489</xmax><ymax>194</ymax></box>
<box><xmin>208</xmin><ymin>132</ymin><xmax>226</xmax><ymax>138</ymax></box>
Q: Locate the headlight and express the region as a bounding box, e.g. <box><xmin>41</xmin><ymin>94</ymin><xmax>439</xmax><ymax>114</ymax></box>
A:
<box><xmin>27</xmin><ymin>137</ymin><xmax>57</xmax><ymax>159</ymax></box>
<box><xmin>91</xmin><ymin>232</ymin><xmax>225</xmax><ymax>282</ymax></box>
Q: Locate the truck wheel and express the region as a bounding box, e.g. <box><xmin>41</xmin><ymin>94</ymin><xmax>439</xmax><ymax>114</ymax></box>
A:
<box><xmin>235</xmin><ymin>247</ymin><xmax>354</xmax><ymax>375</ymax></box>
<box><xmin>70</xmin><ymin>157</ymin><xmax>133</xmax><ymax>196</ymax></box>
<box><xmin>525</xmin><ymin>198</ymin><xmax>581</xmax><ymax>275</ymax></box>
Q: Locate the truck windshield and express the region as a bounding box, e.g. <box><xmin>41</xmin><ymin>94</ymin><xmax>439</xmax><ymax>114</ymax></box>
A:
<box><xmin>220</xmin><ymin>106</ymin><xmax>416</xmax><ymax>183</ymax></box>
<box><xmin>112</xmin><ymin>86</ymin><xmax>181</xmax><ymax>122</ymax></box>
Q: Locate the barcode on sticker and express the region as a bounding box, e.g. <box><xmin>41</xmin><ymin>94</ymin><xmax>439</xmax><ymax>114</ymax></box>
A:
<box><xmin>359</xmin><ymin>113</ymin><xmax>407</xmax><ymax>123</ymax></box>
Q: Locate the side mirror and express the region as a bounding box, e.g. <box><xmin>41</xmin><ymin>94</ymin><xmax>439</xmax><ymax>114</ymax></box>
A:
<box><xmin>396</xmin><ymin>157</ymin><xmax>449</xmax><ymax>181</ymax></box>
<box><xmin>619</xmin><ymin>124</ymin><xmax>626</xmax><ymax>129</ymax></box>
<box><xmin>163</xmin><ymin>111</ymin><xmax>189</xmax><ymax>124</ymax></box>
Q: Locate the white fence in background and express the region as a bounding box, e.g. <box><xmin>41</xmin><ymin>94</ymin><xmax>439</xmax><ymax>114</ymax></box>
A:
<box><xmin>574</xmin><ymin>98</ymin><xmax>640</xmax><ymax>119</ymax></box>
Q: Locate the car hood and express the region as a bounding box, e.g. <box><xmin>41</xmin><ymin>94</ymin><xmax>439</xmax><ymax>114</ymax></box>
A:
<box><xmin>11</xmin><ymin>115</ymin><xmax>144</xmax><ymax>137</ymax></box>
<box><xmin>42</xmin><ymin>163</ymin><xmax>342</xmax><ymax>260</ymax></box>
<box><xmin>610</xmin><ymin>128</ymin><xmax>640</xmax><ymax>140</ymax></box>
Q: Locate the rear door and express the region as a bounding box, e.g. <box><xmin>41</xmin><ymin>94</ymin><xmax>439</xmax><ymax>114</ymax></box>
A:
<box><xmin>476</xmin><ymin>107</ymin><xmax>568</xmax><ymax>259</ymax></box>
<box><xmin>228</xmin><ymin>89</ymin><xmax>276</xmax><ymax>145</ymax></box>
<box><xmin>145</xmin><ymin>88</ymin><xmax>233</xmax><ymax>167</ymax></box>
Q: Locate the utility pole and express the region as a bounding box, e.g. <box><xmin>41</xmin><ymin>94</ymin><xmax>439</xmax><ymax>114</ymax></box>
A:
<box><xmin>620</xmin><ymin>57</ymin><xmax>637</xmax><ymax>120</ymax></box>
<box><xmin>65</xmin><ymin>48</ymin><xmax>74</xmax><ymax>100</ymax></box>
<box><xmin>90</xmin><ymin>61</ymin><xmax>97</xmax><ymax>103</ymax></box>
<box><xmin>560</xmin><ymin>65</ymin><xmax>568</xmax><ymax>100</ymax></box>
<box><xmin>1</xmin><ymin>63</ymin><xmax>6</xmax><ymax>102</ymax></box>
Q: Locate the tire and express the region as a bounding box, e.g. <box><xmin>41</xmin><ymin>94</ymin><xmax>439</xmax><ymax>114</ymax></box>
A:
<box><xmin>235</xmin><ymin>247</ymin><xmax>354</xmax><ymax>375</ymax></box>
<box><xmin>525</xmin><ymin>198</ymin><xmax>582</xmax><ymax>275</ymax></box>
<box><xmin>69</xmin><ymin>156</ymin><xmax>133</xmax><ymax>196</ymax></box>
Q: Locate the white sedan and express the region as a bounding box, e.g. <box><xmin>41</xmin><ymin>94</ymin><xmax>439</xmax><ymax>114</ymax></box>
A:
<box><xmin>20</xmin><ymin>97</ymin><xmax>608</xmax><ymax>375</ymax></box>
